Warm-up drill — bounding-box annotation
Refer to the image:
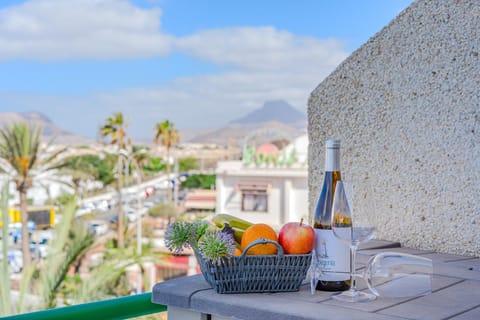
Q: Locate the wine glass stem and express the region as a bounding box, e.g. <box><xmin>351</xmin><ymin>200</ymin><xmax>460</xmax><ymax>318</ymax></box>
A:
<box><xmin>349</xmin><ymin>244</ymin><xmax>358</xmax><ymax>293</ymax></box>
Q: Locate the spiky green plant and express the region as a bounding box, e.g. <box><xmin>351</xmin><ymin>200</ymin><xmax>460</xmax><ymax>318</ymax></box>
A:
<box><xmin>164</xmin><ymin>221</ymin><xmax>208</xmax><ymax>253</ymax></box>
<box><xmin>198</xmin><ymin>231</ymin><xmax>235</xmax><ymax>264</ymax></box>
<box><xmin>0</xmin><ymin>180</ymin><xmax>11</xmax><ymax>316</ymax></box>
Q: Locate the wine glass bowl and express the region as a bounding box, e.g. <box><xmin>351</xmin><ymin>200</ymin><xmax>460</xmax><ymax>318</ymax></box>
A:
<box><xmin>365</xmin><ymin>252</ymin><xmax>433</xmax><ymax>298</ymax></box>
<box><xmin>331</xmin><ymin>181</ymin><xmax>377</xmax><ymax>302</ymax></box>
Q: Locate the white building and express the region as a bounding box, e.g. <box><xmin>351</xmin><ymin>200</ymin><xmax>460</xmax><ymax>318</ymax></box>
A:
<box><xmin>215</xmin><ymin>134</ymin><xmax>308</xmax><ymax>228</ymax></box>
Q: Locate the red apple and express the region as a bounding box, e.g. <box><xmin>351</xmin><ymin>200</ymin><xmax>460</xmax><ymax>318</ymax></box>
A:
<box><xmin>278</xmin><ymin>219</ymin><xmax>315</xmax><ymax>254</ymax></box>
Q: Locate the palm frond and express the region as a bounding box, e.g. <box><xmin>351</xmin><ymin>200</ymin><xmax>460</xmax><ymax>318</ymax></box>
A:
<box><xmin>39</xmin><ymin>146</ymin><xmax>68</xmax><ymax>170</ymax></box>
<box><xmin>41</xmin><ymin>222</ymin><xmax>94</xmax><ymax>309</ymax></box>
<box><xmin>15</xmin><ymin>264</ymin><xmax>37</xmax><ymax>314</ymax></box>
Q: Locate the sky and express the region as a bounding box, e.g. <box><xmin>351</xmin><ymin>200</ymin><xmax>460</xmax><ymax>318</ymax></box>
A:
<box><xmin>0</xmin><ymin>0</ymin><xmax>413</xmax><ymax>140</ymax></box>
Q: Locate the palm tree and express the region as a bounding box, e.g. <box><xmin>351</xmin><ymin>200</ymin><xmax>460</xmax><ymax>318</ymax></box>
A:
<box><xmin>100</xmin><ymin>112</ymin><xmax>127</xmax><ymax>249</ymax></box>
<box><xmin>58</xmin><ymin>155</ymin><xmax>98</xmax><ymax>199</ymax></box>
<box><xmin>154</xmin><ymin>120</ymin><xmax>179</xmax><ymax>203</ymax></box>
<box><xmin>0</xmin><ymin>123</ymin><xmax>66</xmax><ymax>267</ymax></box>
<box><xmin>130</xmin><ymin>145</ymin><xmax>150</xmax><ymax>182</ymax></box>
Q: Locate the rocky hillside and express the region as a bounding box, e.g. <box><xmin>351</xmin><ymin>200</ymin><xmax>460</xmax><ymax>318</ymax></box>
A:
<box><xmin>189</xmin><ymin>100</ymin><xmax>306</xmax><ymax>146</ymax></box>
<box><xmin>0</xmin><ymin>111</ymin><xmax>92</xmax><ymax>145</ymax></box>
<box><xmin>230</xmin><ymin>100</ymin><xmax>306</xmax><ymax>127</ymax></box>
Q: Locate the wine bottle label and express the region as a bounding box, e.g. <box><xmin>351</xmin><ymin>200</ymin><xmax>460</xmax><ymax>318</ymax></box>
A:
<box><xmin>314</xmin><ymin>229</ymin><xmax>350</xmax><ymax>281</ymax></box>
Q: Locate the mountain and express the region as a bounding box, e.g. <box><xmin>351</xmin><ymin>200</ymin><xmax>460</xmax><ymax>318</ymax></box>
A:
<box><xmin>230</xmin><ymin>100</ymin><xmax>306</xmax><ymax>126</ymax></box>
<box><xmin>0</xmin><ymin>111</ymin><xmax>92</xmax><ymax>145</ymax></box>
<box><xmin>189</xmin><ymin>121</ymin><xmax>305</xmax><ymax>146</ymax></box>
<box><xmin>189</xmin><ymin>100</ymin><xmax>307</xmax><ymax>146</ymax></box>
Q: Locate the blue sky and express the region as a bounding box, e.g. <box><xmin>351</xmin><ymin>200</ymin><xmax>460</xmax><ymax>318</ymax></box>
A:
<box><xmin>0</xmin><ymin>0</ymin><xmax>413</xmax><ymax>140</ymax></box>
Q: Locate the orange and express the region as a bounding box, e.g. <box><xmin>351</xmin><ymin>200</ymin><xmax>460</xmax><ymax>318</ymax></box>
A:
<box><xmin>234</xmin><ymin>248</ymin><xmax>243</xmax><ymax>256</ymax></box>
<box><xmin>240</xmin><ymin>223</ymin><xmax>278</xmax><ymax>255</ymax></box>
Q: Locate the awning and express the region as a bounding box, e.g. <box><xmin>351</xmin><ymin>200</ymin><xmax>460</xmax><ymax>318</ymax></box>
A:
<box><xmin>236</xmin><ymin>182</ymin><xmax>271</xmax><ymax>194</ymax></box>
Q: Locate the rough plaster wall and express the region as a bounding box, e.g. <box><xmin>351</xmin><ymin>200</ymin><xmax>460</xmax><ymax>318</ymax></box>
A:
<box><xmin>308</xmin><ymin>0</ymin><xmax>479</xmax><ymax>256</ymax></box>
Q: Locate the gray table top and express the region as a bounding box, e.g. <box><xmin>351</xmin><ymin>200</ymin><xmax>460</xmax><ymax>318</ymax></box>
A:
<box><xmin>152</xmin><ymin>240</ymin><xmax>480</xmax><ymax>320</ymax></box>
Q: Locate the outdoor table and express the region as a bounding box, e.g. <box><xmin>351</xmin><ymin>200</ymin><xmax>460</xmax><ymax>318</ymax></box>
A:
<box><xmin>152</xmin><ymin>240</ymin><xmax>480</xmax><ymax>320</ymax></box>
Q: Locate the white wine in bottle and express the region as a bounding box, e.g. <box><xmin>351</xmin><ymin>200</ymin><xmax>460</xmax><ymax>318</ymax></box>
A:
<box><xmin>313</xmin><ymin>139</ymin><xmax>350</xmax><ymax>291</ymax></box>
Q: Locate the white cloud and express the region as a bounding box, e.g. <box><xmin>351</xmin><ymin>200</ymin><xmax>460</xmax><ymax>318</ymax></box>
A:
<box><xmin>0</xmin><ymin>0</ymin><xmax>172</xmax><ymax>60</ymax></box>
<box><xmin>176</xmin><ymin>27</ymin><xmax>346</xmax><ymax>71</ymax></box>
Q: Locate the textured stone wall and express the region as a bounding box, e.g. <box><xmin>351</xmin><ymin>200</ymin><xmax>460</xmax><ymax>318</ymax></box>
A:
<box><xmin>308</xmin><ymin>0</ymin><xmax>479</xmax><ymax>256</ymax></box>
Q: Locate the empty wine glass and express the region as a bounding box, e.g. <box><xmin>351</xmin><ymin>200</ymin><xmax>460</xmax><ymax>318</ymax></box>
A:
<box><xmin>365</xmin><ymin>252</ymin><xmax>433</xmax><ymax>298</ymax></box>
<box><xmin>331</xmin><ymin>181</ymin><xmax>376</xmax><ymax>302</ymax></box>
<box><xmin>309</xmin><ymin>250</ymin><xmax>434</xmax><ymax>298</ymax></box>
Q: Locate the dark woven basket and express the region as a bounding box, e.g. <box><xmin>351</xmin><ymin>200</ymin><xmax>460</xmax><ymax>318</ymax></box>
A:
<box><xmin>195</xmin><ymin>238</ymin><xmax>312</xmax><ymax>294</ymax></box>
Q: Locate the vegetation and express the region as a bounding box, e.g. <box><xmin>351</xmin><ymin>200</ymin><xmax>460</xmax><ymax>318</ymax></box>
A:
<box><xmin>56</xmin><ymin>192</ymin><xmax>77</xmax><ymax>207</ymax></box>
<box><xmin>0</xmin><ymin>123</ymin><xmax>66</xmax><ymax>266</ymax></box>
<box><xmin>0</xmin><ymin>115</ymin><xmax>207</xmax><ymax>316</ymax></box>
<box><xmin>62</xmin><ymin>154</ymin><xmax>116</xmax><ymax>187</ymax></box>
<box><xmin>181</xmin><ymin>174</ymin><xmax>216</xmax><ymax>189</ymax></box>
<box><xmin>148</xmin><ymin>203</ymin><xmax>178</xmax><ymax>224</ymax></box>
<box><xmin>154</xmin><ymin>120</ymin><xmax>180</xmax><ymax>203</ymax></box>
<box><xmin>58</xmin><ymin>154</ymin><xmax>102</xmax><ymax>198</ymax></box>
<box><xmin>1</xmin><ymin>181</ymin><xmax>11</xmax><ymax>315</ymax></box>
<box><xmin>179</xmin><ymin>156</ymin><xmax>199</xmax><ymax>172</ymax></box>
<box><xmin>0</xmin><ymin>194</ymin><xmax>95</xmax><ymax>315</ymax></box>
<box><xmin>100</xmin><ymin>112</ymin><xmax>127</xmax><ymax>249</ymax></box>
<box><xmin>142</xmin><ymin>157</ymin><xmax>165</xmax><ymax>175</ymax></box>
<box><xmin>1</xmin><ymin>184</ymin><xmax>162</xmax><ymax>315</ymax></box>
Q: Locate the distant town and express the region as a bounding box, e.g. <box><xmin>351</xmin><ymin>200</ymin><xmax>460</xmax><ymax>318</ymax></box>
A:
<box><xmin>0</xmin><ymin>99</ymin><xmax>308</xmax><ymax>314</ymax></box>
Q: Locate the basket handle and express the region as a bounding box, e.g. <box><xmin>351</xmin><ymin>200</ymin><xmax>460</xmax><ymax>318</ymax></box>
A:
<box><xmin>240</xmin><ymin>238</ymin><xmax>284</xmax><ymax>258</ymax></box>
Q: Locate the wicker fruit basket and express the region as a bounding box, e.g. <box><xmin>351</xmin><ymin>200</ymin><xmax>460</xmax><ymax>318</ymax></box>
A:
<box><xmin>194</xmin><ymin>238</ymin><xmax>312</xmax><ymax>294</ymax></box>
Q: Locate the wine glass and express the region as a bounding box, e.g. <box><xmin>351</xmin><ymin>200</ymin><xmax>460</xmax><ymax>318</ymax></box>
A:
<box><xmin>331</xmin><ymin>180</ymin><xmax>376</xmax><ymax>302</ymax></box>
<box><xmin>309</xmin><ymin>250</ymin><xmax>433</xmax><ymax>298</ymax></box>
<box><xmin>365</xmin><ymin>252</ymin><xmax>433</xmax><ymax>298</ymax></box>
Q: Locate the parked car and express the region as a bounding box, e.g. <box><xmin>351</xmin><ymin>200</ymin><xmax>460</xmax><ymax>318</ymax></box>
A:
<box><xmin>30</xmin><ymin>238</ymin><xmax>49</xmax><ymax>259</ymax></box>
<box><xmin>126</xmin><ymin>210</ymin><xmax>137</xmax><ymax>223</ymax></box>
<box><xmin>0</xmin><ymin>249</ymin><xmax>23</xmax><ymax>273</ymax></box>
<box><xmin>143</xmin><ymin>201</ymin><xmax>154</xmax><ymax>209</ymax></box>
<box><xmin>109</xmin><ymin>208</ymin><xmax>140</xmax><ymax>228</ymax></box>
<box><xmin>88</xmin><ymin>220</ymin><xmax>108</xmax><ymax>236</ymax></box>
<box><xmin>94</xmin><ymin>200</ymin><xmax>109</xmax><ymax>212</ymax></box>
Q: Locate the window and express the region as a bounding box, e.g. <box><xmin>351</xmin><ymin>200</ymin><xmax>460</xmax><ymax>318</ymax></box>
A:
<box><xmin>237</xmin><ymin>183</ymin><xmax>270</xmax><ymax>212</ymax></box>
<box><xmin>242</xmin><ymin>193</ymin><xmax>268</xmax><ymax>212</ymax></box>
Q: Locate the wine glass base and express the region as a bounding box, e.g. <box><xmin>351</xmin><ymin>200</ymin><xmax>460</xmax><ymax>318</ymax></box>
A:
<box><xmin>332</xmin><ymin>290</ymin><xmax>376</xmax><ymax>303</ymax></box>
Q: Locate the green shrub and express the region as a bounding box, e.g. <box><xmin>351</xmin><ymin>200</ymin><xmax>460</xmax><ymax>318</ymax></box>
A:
<box><xmin>181</xmin><ymin>174</ymin><xmax>216</xmax><ymax>189</ymax></box>
<box><xmin>148</xmin><ymin>203</ymin><xmax>178</xmax><ymax>220</ymax></box>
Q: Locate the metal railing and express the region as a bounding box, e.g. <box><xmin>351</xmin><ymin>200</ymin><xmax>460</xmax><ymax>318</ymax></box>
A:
<box><xmin>0</xmin><ymin>293</ymin><xmax>166</xmax><ymax>320</ymax></box>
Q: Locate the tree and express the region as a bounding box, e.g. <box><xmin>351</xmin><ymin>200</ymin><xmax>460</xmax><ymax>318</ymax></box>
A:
<box><xmin>179</xmin><ymin>156</ymin><xmax>199</xmax><ymax>172</ymax></box>
<box><xmin>0</xmin><ymin>123</ymin><xmax>65</xmax><ymax>267</ymax></box>
<box><xmin>181</xmin><ymin>174</ymin><xmax>216</xmax><ymax>190</ymax></box>
<box><xmin>58</xmin><ymin>155</ymin><xmax>98</xmax><ymax>199</ymax></box>
<box><xmin>142</xmin><ymin>157</ymin><xmax>165</xmax><ymax>175</ymax></box>
<box><xmin>100</xmin><ymin>112</ymin><xmax>127</xmax><ymax>249</ymax></box>
<box><xmin>154</xmin><ymin>120</ymin><xmax>179</xmax><ymax>203</ymax></box>
<box><xmin>148</xmin><ymin>202</ymin><xmax>178</xmax><ymax>225</ymax></box>
<box><xmin>59</xmin><ymin>154</ymin><xmax>116</xmax><ymax>194</ymax></box>
<box><xmin>128</xmin><ymin>145</ymin><xmax>149</xmax><ymax>184</ymax></box>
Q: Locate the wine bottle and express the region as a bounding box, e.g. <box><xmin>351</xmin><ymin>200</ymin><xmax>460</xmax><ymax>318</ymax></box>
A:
<box><xmin>313</xmin><ymin>139</ymin><xmax>350</xmax><ymax>291</ymax></box>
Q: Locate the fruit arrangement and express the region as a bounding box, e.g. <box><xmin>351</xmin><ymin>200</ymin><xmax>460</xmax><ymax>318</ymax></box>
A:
<box><xmin>164</xmin><ymin>214</ymin><xmax>314</xmax><ymax>294</ymax></box>
<box><xmin>164</xmin><ymin>213</ymin><xmax>315</xmax><ymax>262</ymax></box>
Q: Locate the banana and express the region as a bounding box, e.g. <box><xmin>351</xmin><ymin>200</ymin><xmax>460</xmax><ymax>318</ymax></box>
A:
<box><xmin>213</xmin><ymin>213</ymin><xmax>254</xmax><ymax>231</ymax></box>
<box><xmin>214</xmin><ymin>213</ymin><xmax>255</xmax><ymax>246</ymax></box>
<box><xmin>231</xmin><ymin>226</ymin><xmax>245</xmax><ymax>244</ymax></box>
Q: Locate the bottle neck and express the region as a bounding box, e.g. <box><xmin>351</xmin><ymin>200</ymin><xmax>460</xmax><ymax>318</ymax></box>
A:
<box><xmin>325</xmin><ymin>146</ymin><xmax>340</xmax><ymax>172</ymax></box>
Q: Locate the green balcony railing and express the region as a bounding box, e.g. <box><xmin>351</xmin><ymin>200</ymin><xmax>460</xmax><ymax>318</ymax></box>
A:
<box><xmin>0</xmin><ymin>293</ymin><xmax>166</xmax><ymax>320</ymax></box>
